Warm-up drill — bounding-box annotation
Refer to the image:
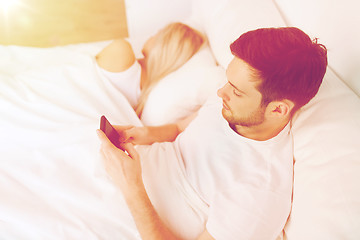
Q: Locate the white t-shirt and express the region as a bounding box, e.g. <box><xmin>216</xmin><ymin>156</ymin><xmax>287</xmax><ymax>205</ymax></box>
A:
<box><xmin>96</xmin><ymin>61</ymin><xmax>141</xmax><ymax>108</ymax></box>
<box><xmin>175</xmin><ymin>96</ymin><xmax>294</xmax><ymax>240</ymax></box>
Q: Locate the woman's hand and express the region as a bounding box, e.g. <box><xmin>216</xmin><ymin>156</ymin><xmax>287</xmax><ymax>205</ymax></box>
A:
<box><xmin>97</xmin><ymin>129</ymin><xmax>143</xmax><ymax>197</ymax></box>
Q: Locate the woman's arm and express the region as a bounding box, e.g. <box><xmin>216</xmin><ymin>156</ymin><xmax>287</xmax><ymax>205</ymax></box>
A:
<box><xmin>96</xmin><ymin>38</ymin><xmax>136</xmax><ymax>72</ymax></box>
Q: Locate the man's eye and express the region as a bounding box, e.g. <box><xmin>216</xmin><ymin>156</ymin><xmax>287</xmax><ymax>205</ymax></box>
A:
<box><xmin>233</xmin><ymin>89</ymin><xmax>242</xmax><ymax>96</ymax></box>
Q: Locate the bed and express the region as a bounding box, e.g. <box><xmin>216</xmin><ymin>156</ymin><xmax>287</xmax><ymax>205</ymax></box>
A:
<box><xmin>1</xmin><ymin>0</ymin><xmax>359</xmax><ymax>239</ymax></box>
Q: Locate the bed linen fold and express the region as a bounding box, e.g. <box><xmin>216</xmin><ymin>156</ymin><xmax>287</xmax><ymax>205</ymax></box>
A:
<box><xmin>0</xmin><ymin>43</ymin><xmax>209</xmax><ymax>239</ymax></box>
<box><xmin>0</xmin><ymin>45</ymin><xmax>143</xmax><ymax>239</ymax></box>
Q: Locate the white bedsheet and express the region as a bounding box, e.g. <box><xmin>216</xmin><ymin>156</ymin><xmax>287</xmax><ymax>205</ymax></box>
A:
<box><xmin>0</xmin><ymin>44</ymin><xmax>146</xmax><ymax>239</ymax></box>
<box><xmin>0</xmin><ymin>43</ymin><xmax>210</xmax><ymax>239</ymax></box>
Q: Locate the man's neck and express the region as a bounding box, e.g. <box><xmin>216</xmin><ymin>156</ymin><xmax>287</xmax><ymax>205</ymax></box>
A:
<box><xmin>233</xmin><ymin>120</ymin><xmax>289</xmax><ymax>141</ymax></box>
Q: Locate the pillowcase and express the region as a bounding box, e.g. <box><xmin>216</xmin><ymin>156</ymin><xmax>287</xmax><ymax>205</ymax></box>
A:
<box><xmin>140</xmin><ymin>46</ymin><xmax>226</xmax><ymax>126</ymax></box>
<box><xmin>274</xmin><ymin>0</ymin><xmax>360</xmax><ymax>96</ymax></box>
<box><xmin>284</xmin><ymin>68</ymin><xmax>360</xmax><ymax>239</ymax></box>
<box><xmin>191</xmin><ymin>0</ymin><xmax>286</xmax><ymax>68</ymax></box>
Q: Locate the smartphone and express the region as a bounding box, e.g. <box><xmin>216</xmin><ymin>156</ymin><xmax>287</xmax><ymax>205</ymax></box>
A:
<box><xmin>100</xmin><ymin>115</ymin><xmax>124</xmax><ymax>150</ymax></box>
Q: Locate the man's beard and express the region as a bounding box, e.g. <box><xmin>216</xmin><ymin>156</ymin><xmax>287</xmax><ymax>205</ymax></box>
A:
<box><xmin>222</xmin><ymin>105</ymin><xmax>266</xmax><ymax>128</ymax></box>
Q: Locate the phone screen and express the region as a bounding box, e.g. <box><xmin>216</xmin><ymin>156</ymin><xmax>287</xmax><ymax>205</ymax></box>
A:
<box><xmin>100</xmin><ymin>115</ymin><xmax>123</xmax><ymax>150</ymax></box>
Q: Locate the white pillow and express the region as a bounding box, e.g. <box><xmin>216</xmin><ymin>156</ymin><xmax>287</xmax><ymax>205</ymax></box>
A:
<box><xmin>140</xmin><ymin>46</ymin><xmax>226</xmax><ymax>126</ymax></box>
<box><xmin>285</xmin><ymin>68</ymin><xmax>360</xmax><ymax>239</ymax></box>
<box><xmin>274</xmin><ymin>0</ymin><xmax>360</xmax><ymax>97</ymax></box>
<box><xmin>191</xmin><ymin>0</ymin><xmax>286</xmax><ymax>68</ymax></box>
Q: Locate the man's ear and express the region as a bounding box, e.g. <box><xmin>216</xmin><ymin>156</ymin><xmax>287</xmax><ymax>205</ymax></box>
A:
<box><xmin>267</xmin><ymin>99</ymin><xmax>294</xmax><ymax>117</ymax></box>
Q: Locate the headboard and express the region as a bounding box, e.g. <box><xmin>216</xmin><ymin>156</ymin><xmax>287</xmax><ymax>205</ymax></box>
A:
<box><xmin>0</xmin><ymin>0</ymin><xmax>128</xmax><ymax>47</ymax></box>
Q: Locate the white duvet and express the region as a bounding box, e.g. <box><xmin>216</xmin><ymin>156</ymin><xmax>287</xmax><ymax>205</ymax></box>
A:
<box><xmin>0</xmin><ymin>43</ymin><xmax>151</xmax><ymax>239</ymax></box>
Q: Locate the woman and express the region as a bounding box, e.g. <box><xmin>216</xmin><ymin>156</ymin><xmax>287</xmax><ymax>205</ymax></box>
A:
<box><xmin>96</xmin><ymin>22</ymin><xmax>205</xmax><ymax>117</ymax></box>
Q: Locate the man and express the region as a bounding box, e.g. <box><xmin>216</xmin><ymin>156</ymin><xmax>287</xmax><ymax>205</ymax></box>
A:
<box><xmin>97</xmin><ymin>27</ymin><xmax>327</xmax><ymax>240</ymax></box>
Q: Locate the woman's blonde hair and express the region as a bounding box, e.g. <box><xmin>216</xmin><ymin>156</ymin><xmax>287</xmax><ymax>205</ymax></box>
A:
<box><xmin>135</xmin><ymin>22</ymin><xmax>206</xmax><ymax>117</ymax></box>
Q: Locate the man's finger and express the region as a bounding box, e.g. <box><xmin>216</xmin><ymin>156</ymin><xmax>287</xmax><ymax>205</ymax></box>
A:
<box><xmin>97</xmin><ymin>129</ymin><xmax>120</xmax><ymax>151</ymax></box>
<box><xmin>97</xmin><ymin>129</ymin><xmax>111</xmax><ymax>145</ymax></box>
<box><xmin>122</xmin><ymin>127</ymin><xmax>136</xmax><ymax>143</ymax></box>
<box><xmin>113</xmin><ymin>125</ymin><xmax>133</xmax><ymax>131</ymax></box>
<box><xmin>98</xmin><ymin>129</ymin><xmax>132</xmax><ymax>158</ymax></box>
<box><xmin>123</xmin><ymin>143</ymin><xmax>140</xmax><ymax>161</ymax></box>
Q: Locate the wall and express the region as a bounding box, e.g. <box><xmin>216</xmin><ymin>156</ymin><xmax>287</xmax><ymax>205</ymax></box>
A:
<box><xmin>274</xmin><ymin>0</ymin><xmax>360</xmax><ymax>95</ymax></box>
<box><xmin>125</xmin><ymin>0</ymin><xmax>193</xmax><ymax>57</ymax></box>
<box><xmin>0</xmin><ymin>0</ymin><xmax>128</xmax><ymax>47</ymax></box>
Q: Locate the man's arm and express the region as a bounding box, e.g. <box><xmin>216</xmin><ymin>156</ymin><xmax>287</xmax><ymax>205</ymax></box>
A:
<box><xmin>116</xmin><ymin>111</ymin><xmax>198</xmax><ymax>145</ymax></box>
<box><xmin>97</xmin><ymin>129</ymin><xmax>214</xmax><ymax>240</ymax></box>
<box><xmin>124</xmin><ymin>183</ymin><xmax>180</xmax><ymax>240</ymax></box>
<box><xmin>125</xmin><ymin>184</ymin><xmax>215</xmax><ymax>240</ymax></box>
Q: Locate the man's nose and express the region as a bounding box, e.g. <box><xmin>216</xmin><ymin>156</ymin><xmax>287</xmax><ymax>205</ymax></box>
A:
<box><xmin>217</xmin><ymin>84</ymin><xmax>230</xmax><ymax>101</ymax></box>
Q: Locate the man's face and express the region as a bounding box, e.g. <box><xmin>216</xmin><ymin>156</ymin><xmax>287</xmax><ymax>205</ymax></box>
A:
<box><xmin>217</xmin><ymin>57</ymin><xmax>265</xmax><ymax>127</ymax></box>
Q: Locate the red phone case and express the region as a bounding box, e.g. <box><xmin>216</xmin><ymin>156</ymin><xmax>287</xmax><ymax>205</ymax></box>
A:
<box><xmin>100</xmin><ymin>115</ymin><xmax>123</xmax><ymax>150</ymax></box>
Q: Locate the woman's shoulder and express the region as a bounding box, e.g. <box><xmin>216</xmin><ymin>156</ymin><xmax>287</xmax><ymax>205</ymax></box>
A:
<box><xmin>96</xmin><ymin>38</ymin><xmax>136</xmax><ymax>72</ymax></box>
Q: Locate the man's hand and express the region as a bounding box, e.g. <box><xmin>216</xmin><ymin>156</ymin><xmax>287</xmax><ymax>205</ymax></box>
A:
<box><xmin>115</xmin><ymin>125</ymin><xmax>180</xmax><ymax>145</ymax></box>
<box><xmin>97</xmin><ymin>129</ymin><xmax>143</xmax><ymax>197</ymax></box>
<box><xmin>112</xmin><ymin>112</ymin><xmax>198</xmax><ymax>147</ymax></box>
<box><xmin>97</xmin><ymin>128</ymin><xmax>215</xmax><ymax>240</ymax></box>
<box><xmin>115</xmin><ymin>125</ymin><xmax>153</xmax><ymax>145</ymax></box>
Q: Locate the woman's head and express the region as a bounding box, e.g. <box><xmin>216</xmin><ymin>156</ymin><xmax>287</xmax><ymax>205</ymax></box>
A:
<box><xmin>137</xmin><ymin>22</ymin><xmax>205</xmax><ymax>116</ymax></box>
<box><xmin>142</xmin><ymin>22</ymin><xmax>205</xmax><ymax>62</ymax></box>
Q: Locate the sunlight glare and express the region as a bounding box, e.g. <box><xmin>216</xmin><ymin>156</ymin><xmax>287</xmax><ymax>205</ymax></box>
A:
<box><xmin>0</xmin><ymin>0</ymin><xmax>19</xmax><ymax>13</ymax></box>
